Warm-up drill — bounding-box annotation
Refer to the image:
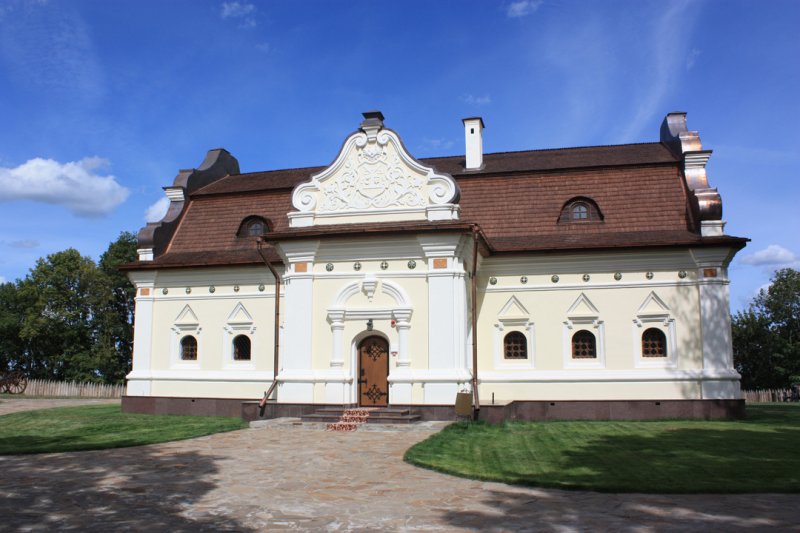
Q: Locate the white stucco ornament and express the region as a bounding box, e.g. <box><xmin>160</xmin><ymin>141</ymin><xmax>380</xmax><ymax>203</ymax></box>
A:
<box><xmin>289</xmin><ymin>111</ymin><xmax>460</xmax><ymax>227</ymax></box>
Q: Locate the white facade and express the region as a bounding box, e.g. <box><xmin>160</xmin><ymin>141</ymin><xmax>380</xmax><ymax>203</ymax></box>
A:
<box><xmin>125</xmin><ymin>112</ymin><xmax>744</xmax><ymax>407</ymax></box>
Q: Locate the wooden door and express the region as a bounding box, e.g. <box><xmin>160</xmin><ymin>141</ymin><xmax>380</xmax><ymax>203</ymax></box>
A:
<box><xmin>358</xmin><ymin>336</ymin><xmax>389</xmax><ymax>407</ymax></box>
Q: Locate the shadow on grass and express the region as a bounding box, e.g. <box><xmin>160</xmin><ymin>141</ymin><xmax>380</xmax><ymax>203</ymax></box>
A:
<box><xmin>0</xmin><ymin>444</ymin><xmax>255</xmax><ymax>531</ymax></box>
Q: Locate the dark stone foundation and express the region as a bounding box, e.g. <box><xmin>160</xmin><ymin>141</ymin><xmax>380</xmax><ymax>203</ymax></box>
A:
<box><xmin>122</xmin><ymin>396</ymin><xmax>745</xmax><ymax>422</ymax></box>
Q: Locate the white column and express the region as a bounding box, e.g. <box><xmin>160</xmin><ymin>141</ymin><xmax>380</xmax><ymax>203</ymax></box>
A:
<box><xmin>275</xmin><ymin>240</ymin><xmax>319</xmax><ymax>403</ymax></box>
<box><xmin>126</xmin><ymin>272</ymin><xmax>156</xmax><ymax>396</ymax></box>
<box><xmin>393</xmin><ymin>309</ymin><xmax>412</xmax><ymax>367</ymax></box>
<box><xmin>328</xmin><ymin>310</ymin><xmax>345</xmax><ymax>368</ymax></box>
<box><xmin>691</xmin><ymin>247</ymin><xmax>741</xmax><ymax>399</ymax></box>
<box><xmin>418</xmin><ymin>234</ymin><xmax>471</xmax><ymax>403</ymax></box>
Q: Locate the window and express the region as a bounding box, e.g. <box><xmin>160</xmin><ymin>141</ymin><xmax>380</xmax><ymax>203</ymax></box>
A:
<box><xmin>571</xmin><ymin>330</ymin><xmax>596</xmax><ymax>359</ymax></box>
<box><xmin>559</xmin><ymin>197</ymin><xmax>603</xmax><ymax>223</ymax></box>
<box><xmin>233</xmin><ymin>335</ymin><xmax>251</xmax><ymax>360</ymax></box>
<box><xmin>572</xmin><ymin>203</ymin><xmax>588</xmax><ymax>220</ymax></box>
<box><xmin>237</xmin><ymin>216</ymin><xmax>269</xmax><ymax>238</ymax></box>
<box><xmin>503</xmin><ymin>331</ymin><xmax>527</xmax><ymax>359</ymax></box>
<box><xmin>180</xmin><ymin>335</ymin><xmax>197</xmax><ymax>360</ymax></box>
<box><xmin>642</xmin><ymin>328</ymin><xmax>667</xmax><ymax>357</ymax></box>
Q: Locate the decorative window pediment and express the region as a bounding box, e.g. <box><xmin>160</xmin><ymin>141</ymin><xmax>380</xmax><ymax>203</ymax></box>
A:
<box><xmin>632</xmin><ymin>291</ymin><xmax>677</xmax><ymax>368</ymax></box>
<box><xmin>563</xmin><ymin>293</ymin><xmax>605</xmax><ymax>368</ymax></box>
<box><xmin>289</xmin><ymin>111</ymin><xmax>460</xmax><ymax>227</ymax></box>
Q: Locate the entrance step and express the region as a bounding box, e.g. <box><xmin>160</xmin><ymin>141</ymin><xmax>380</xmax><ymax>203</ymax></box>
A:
<box><xmin>300</xmin><ymin>406</ymin><xmax>421</xmax><ymax>426</ymax></box>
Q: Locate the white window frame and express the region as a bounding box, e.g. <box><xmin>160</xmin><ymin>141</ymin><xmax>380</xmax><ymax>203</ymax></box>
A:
<box><xmin>632</xmin><ymin>293</ymin><xmax>677</xmax><ymax>369</ymax></box>
<box><xmin>493</xmin><ymin>319</ymin><xmax>536</xmax><ymax>369</ymax></box>
<box><xmin>170</xmin><ymin>305</ymin><xmax>201</xmax><ymax>369</ymax></box>
<box><xmin>223</xmin><ymin>302</ymin><xmax>257</xmax><ymax>369</ymax></box>
<box><xmin>562</xmin><ymin>293</ymin><xmax>605</xmax><ymax>369</ymax></box>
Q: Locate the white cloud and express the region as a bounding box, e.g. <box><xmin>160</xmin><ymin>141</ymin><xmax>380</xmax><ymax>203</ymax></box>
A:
<box><xmin>507</xmin><ymin>0</ymin><xmax>542</xmax><ymax>18</ymax></box>
<box><xmin>460</xmin><ymin>94</ymin><xmax>492</xmax><ymax>106</ymax></box>
<box><xmin>686</xmin><ymin>48</ymin><xmax>701</xmax><ymax>70</ymax></box>
<box><xmin>0</xmin><ymin>3</ymin><xmax>105</xmax><ymax>101</ymax></box>
<box><xmin>420</xmin><ymin>138</ymin><xmax>455</xmax><ymax>153</ymax></box>
<box><xmin>0</xmin><ymin>157</ymin><xmax>129</xmax><ymax>217</ymax></box>
<box><xmin>221</xmin><ymin>2</ymin><xmax>257</xmax><ymax>27</ymax></box>
<box><xmin>740</xmin><ymin>244</ymin><xmax>799</xmax><ymax>267</ymax></box>
<box><xmin>145</xmin><ymin>196</ymin><xmax>170</xmax><ymax>223</ymax></box>
<box><xmin>618</xmin><ymin>0</ymin><xmax>698</xmax><ymax>141</ymax></box>
<box><xmin>9</xmin><ymin>240</ymin><xmax>39</xmax><ymax>249</ymax></box>
<box><xmin>0</xmin><ymin>275</ymin><xmax>6</xmax><ymax>284</ymax></box>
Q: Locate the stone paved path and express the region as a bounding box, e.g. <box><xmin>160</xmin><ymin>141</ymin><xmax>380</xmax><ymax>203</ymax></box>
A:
<box><xmin>1</xmin><ymin>414</ymin><xmax>799</xmax><ymax>531</ymax></box>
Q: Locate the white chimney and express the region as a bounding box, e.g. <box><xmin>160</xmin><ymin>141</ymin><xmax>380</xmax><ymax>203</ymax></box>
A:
<box><xmin>462</xmin><ymin>117</ymin><xmax>485</xmax><ymax>170</ymax></box>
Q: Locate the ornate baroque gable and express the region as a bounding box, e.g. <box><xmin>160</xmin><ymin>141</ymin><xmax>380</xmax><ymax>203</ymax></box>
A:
<box><xmin>289</xmin><ymin>111</ymin><xmax>460</xmax><ymax>227</ymax></box>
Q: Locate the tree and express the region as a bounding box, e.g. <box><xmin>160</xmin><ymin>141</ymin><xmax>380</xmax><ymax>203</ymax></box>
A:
<box><xmin>18</xmin><ymin>249</ymin><xmax>99</xmax><ymax>381</ymax></box>
<box><xmin>733</xmin><ymin>268</ymin><xmax>800</xmax><ymax>389</ymax></box>
<box><xmin>92</xmin><ymin>232</ymin><xmax>138</xmax><ymax>383</ymax></box>
<box><xmin>3</xmin><ymin>232</ymin><xmax>138</xmax><ymax>383</ymax></box>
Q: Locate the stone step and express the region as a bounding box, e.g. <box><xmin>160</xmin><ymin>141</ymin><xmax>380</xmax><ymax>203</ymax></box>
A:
<box><xmin>300</xmin><ymin>406</ymin><xmax>420</xmax><ymax>425</ymax></box>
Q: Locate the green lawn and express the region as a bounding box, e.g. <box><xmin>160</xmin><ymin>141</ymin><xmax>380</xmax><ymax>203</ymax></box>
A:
<box><xmin>0</xmin><ymin>404</ymin><xmax>248</xmax><ymax>454</ymax></box>
<box><xmin>404</xmin><ymin>404</ymin><xmax>800</xmax><ymax>493</ymax></box>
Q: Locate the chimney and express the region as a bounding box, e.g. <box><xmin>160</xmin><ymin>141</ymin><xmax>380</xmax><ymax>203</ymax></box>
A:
<box><xmin>462</xmin><ymin>117</ymin><xmax>485</xmax><ymax>170</ymax></box>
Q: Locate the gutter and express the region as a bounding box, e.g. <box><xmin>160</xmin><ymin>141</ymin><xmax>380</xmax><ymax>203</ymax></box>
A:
<box><xmin>256</xmin><ymin>238</ymin><xmax>282</xmax><ymax>417</ymax></box>
<box><xmin>471</xmin><ymin>225</ymin><xmax>481</xmax><ymax>420</ymax></box>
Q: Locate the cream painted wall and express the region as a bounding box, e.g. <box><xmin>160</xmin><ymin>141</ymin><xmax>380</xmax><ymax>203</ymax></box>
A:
<box><xmin>127</xmin><ymin>245</ymin><xmax>740</xmax><ymax>403</ymax></box>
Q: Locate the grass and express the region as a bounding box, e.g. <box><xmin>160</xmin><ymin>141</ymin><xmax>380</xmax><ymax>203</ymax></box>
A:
<box><xmin>0</xmin><ymin>404</ymin><xmax>248</xmax><ymax>455</ymax></box>
<box><xmin>404</xmin><ymin>403</ymin><xmax>800</xmax><ymax>493</ymax></box>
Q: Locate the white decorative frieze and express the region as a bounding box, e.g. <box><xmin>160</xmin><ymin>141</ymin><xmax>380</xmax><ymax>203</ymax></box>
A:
<box><xmin>289</xmin><ymin>112</ymin><xmax>460</xmax><ymax>227</ymax></box>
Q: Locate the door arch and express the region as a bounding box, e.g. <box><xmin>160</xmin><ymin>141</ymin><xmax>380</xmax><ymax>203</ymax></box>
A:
<box><xmin>357</xmin><ymin>335</ymin><xmax>389</xmax><ymax>407</ymax></box>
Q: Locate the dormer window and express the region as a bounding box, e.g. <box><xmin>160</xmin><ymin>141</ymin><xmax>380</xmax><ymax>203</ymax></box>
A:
<box><xmin>559</xmin><ymin>197</ymin><xmax>603</xmax><ymax>223</ymax></box>
<box><xmin>237</xmin><ymin>216</ymin><xmax>270</xmax><ymax>238</ymax></box>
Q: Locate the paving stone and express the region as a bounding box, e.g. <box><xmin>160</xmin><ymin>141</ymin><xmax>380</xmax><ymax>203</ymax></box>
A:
<box><xmin>1</xmin><ymin>400</ymin><xmax>799</xmax><ymax>531</ymax></box>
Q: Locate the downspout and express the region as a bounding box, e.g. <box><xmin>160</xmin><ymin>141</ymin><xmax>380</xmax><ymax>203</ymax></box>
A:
<box><xmin>471</xmin><ymin>226</ymin><xmax>481</xmax><ymax>420</ymax></box>
<box><xmin>257</xmin><ymin>238</ymin><xmax>281</xmax><ymax>417</ymax></box>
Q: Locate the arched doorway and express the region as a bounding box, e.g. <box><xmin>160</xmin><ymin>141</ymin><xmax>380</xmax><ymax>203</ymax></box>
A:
<box><xmin>358</xmin><ymin>336</ymin><xmax>389</xmax><ymax>407</ymax></box>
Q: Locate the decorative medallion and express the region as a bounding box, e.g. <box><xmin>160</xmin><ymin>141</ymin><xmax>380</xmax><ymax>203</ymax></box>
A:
<box><xmin>551</xmin><ymin>275</ymin><xmax>559</xmax><ymax>283</ymax></box>
<box><xmin>353</xmin><ymin>262</ymin><xmax>362</xmax><ymax>271</ymax></box>
<box><xmin>364</xmin><ymin>384</ymin><xmax>387</xmax><ymax>403</ymax></box>
<box><xmin>367</xmin><ymin>342</ymin><xmax>384</xmax><ymax>362</ymax></box>
<box><xmin>582</xmin><ymin>274</ymin><xmax>591</xmax><ymax>282</ymax></box>
<box><xmin>489</xmin><ymin>277</ymin><xmax>497</xmax><ymax>285</ymax></box>
<box><xmin>185</xmin><ymin>287</ymin><xmax>192</xmax><ymax>294</ymax></box>
<box><xmin>520</xmin><ymin>276</ymin><xmax>528</xmax><ymax>284</ymax></box>
<box><xmin>407</xmin><ymin>260</ymin><xmax>416</xmax><ymax>269</ymax></box>
<box><xmin>326</xmin><ymin>263</ymin><xmax>334</xmax><ymax>272</ymax></box>
<box><xmin>614</xmin><ymin>272</ymin><xmax>623</xmax><ymax>281</ymax></box>
<box><xmin>678</xmin><ymin>270</ymin><xmax>687</xmax><ymax>279</ymax></box>
<box><xmin>233</xmin><ymin>285</ymin><xmax>240</xmax><ymax>292</ymax></box>
<box><xmin>258</xmin><ymin>284</ymin><xmax>265</xmax><ymax>292</ymax></box>
<box><xmin>209</xmin><ymin>286</ymin><xmax>216</xmax><ymax>293</ymax></box>
<box><xmin>162</xmin><ymin>288</ymin><xmax>168</xmax><ymax>295</ymax></box>
<box><xmin>380</xmin><ymin>261</ymin><xmax>389</xmax><ymax>270</ymax></box>
<box><xmin>646</xmin><ymin>272</ymin><xmax>654</xmax><ymax>280</ymax></box>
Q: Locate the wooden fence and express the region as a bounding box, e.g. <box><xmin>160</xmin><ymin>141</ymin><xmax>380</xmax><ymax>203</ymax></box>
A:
<box><xmin>741</xmin><ymin>389</ymin><xmax>794</xmax><ymax>403</ymax></box>
<box><xmin>22</xmin><ymin>379</ymin><xmax>125</xmax><ymax>398</ymax></box>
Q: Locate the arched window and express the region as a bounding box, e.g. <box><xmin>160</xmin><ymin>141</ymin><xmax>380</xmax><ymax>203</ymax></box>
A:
<box><xmin>233</xmin><ymin>335</ymin><xmax>251</xmax><ymax>360</ymax></box>
<box><xmin>503</xmin><ymin>331</ymin><xmax>527</xmax><ymax>359</ymax></box>
<box><xmin>571</xmin><ymin>330</ymin><xmax>596</xmax><ymax>359</ymax></box>
<box><xmin>559</xmin><ymin>197</ymin><xmax>603</xmax><ymax>223</ymax></box>
<box><xmin>642</xmin><ymin>328</ymin><xmax>667</xmax><ymax>357</ymax></box>
<box><xmin>180</xmin><ymin>335</ymin><xmax>197</xmax><ymax>361</ymax></box>
<box><xmin>237</xmin><ymin>216</ymin><xmax>269</xmax><ymax>238</ymax></box>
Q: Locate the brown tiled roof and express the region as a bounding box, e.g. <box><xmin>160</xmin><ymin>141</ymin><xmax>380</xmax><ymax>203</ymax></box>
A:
<box><xmin>123</xmin><ymin>141</ymin><xmax>747</xmax><ymax>271</ymax></box>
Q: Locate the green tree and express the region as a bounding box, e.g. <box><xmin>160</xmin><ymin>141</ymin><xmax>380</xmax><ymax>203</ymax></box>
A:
<box><xmin>92</xmin><ymin>232</ymin><xmax>138</xmax><ymax>383</ymax></box>
<box><xmin>733</xmin><ymin>268</ymin><xmax>800</xmax><ymax>389</ymax></box>
<box><xmin>18</xmin><ymin>249</ymin><xmax>99</xmax><ymax>381</ymax></box>
<box><xmin>0</xmin><ymin>281</ymin><xmax>30</xmax><ymax>372</ymax></box>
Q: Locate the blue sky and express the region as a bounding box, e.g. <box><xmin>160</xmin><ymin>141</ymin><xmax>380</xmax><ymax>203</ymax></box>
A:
<box><xmin>0</xmin><ymin>0</ymin><xmax>798</xmax><ymax>311</ymax></box>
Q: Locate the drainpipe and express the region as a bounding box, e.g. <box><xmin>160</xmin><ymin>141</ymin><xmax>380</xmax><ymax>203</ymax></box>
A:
<box><xmin>257</xmin><ymin>238</ymin><xmax>281</xmax><ymax>417</ymax></box>
<box><xmin>471</xmin><ymin>226</ymin><xmax>480</xmax><ymax>420</ymax></box>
